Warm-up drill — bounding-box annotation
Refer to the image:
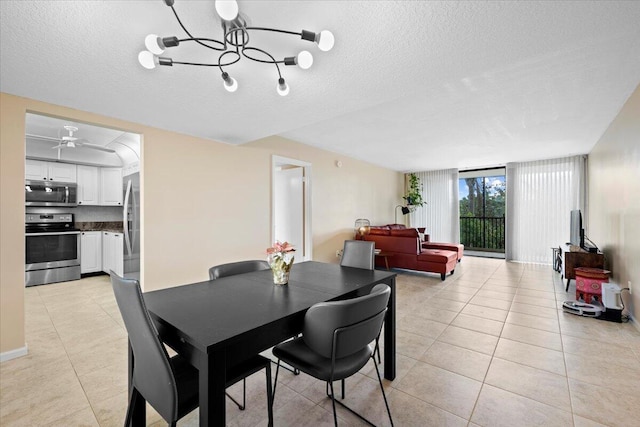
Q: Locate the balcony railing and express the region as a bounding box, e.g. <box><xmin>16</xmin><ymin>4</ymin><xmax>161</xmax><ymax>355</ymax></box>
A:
<box><xmin>460</xmin><ymin>216</ymin><xmax>505</xmax><ymax>252</ymax></box>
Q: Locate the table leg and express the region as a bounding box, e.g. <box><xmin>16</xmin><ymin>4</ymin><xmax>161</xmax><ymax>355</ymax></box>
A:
<box><xmin>566</xmin><ymin>278</ymin><xmax>571</xmax><ymax>292</ymax></box>
<box><xmin>384</xmin><ymin>256</ymin><xmax>390</xmax><ymax>270</ymax></box>
<box><xmin>200</xmin><ymin>349</ymin><xmax>227</xmax><ymax>427</ymax></box>
<box><xmin>128</xmin><ymin>340</ymin><xmax>145</xmax><ymax>426</ymax></box>
<box><xmin>383</xmin><ymin>276</ymin><xmax>396</xmax><ymax>380</ymax></box>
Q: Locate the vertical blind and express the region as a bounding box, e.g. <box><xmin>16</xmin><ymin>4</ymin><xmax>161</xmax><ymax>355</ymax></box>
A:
<box><xmin>409</xmin><ymin>169</ymin><xmax>460</xmax><ymax>243</ymax></box>
<box><xmin>506</xmin><ymin>155</ymin><xmax>587</xmax><ymax>263</ymax></box>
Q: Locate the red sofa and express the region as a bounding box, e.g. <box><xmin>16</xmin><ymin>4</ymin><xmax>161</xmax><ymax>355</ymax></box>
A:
<box><xmin>360</xmin><ymin>225</ymin><xmax>458</xmax><ymax>280</ymax></box>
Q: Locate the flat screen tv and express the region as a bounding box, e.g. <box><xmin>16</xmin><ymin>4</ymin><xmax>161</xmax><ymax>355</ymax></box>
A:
<box><xmin>570</xmin><ymin>209</ymin><xmax>583</xmax><ymax>247</ymax></box>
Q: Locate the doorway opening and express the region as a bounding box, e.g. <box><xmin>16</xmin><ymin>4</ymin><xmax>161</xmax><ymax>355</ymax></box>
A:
<box><xmin>24</xmin><ymin>112</ymin><xmax>143</xmax><ymax>284</ymax></box>
<box><xmin>272</xmin><ymin>156</ymin><xmax>312</xmax><ymax>260</ymax></box>
<box><xmin>459</xmin><ymin>168</ymin><xmax>506</xmax><ymax>258</ymax></box>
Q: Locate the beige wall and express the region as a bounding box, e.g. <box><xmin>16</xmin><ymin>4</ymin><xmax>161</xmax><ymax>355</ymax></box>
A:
<box><xmin>588</xmin><ymin>84</ymin><xmax>640</xmax><ymax>324</ymax></box>
<box><xmin>0</xmin><ymin>92</ymin><xmax>404</xmax><ymax>355</ymax></box>
<box><xmin>0</xmin><ymin>94</ymin><xmax>27</xmax><ymax>355</ymax></box>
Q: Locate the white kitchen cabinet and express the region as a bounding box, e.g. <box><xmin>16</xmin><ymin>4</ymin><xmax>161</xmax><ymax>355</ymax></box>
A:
<box><xmin>25</xmin><ymin>159</ymin><xmax>77</xmax><ymax>182</ymax></box>
<box><xmin>102</xmin><ymin>231</ymin><xmax>123</xmax><ymax>276</ymax></box>
<box><xmin>77</xmin><ymin>165</ymin><xmax>100</xmax><ymax>205</ymax></box>
<box><xmin>100</xmin><ymin>168</ymin><xmax>123</xmax><ymax>206</ymax></box>
<box><xmin>81</xmin><ymin>231</ymin><xmax>102</xmax><ymax>273</ymax></box>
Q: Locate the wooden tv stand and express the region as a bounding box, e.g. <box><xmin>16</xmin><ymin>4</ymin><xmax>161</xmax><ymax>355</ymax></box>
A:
<box><xmin>561</xmin><ymin>244</ymin><xmax>604</xmax><ymax>292</ymax></box>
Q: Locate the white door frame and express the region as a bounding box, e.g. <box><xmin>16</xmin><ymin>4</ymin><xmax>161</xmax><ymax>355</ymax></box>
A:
<box><xmin>272</xmin><ymin>155</ymin><xmax>312</xmax><ymax>261</ymax></box>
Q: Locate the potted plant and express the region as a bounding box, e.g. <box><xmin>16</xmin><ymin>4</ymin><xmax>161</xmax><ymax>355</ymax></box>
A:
<box><xmin>403</xmin><ymin>173</ymin><xmax>424</xmax><ymax>207</ymax></box>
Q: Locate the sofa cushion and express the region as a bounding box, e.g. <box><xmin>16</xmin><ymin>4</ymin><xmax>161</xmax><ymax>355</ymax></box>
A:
<box><xmin>418</xmin><ymin>249</ymin><xmax>457</xmax><ymax>263</ymax></box>
<box><xmin>421</xmin><ymin>242</ymin><xmax>464</xmax><ymax>260</ymax></box>
<box><xmin>390</xmin><ymin>228</ymin><xmax>418</xmax><ymax>238</ymax></box>
<box><xmin>368</xmin><ymin>227</ymin><xmax>391</xmax><ymax>236</ymax></box>
<box><xmin>387</xmin><ymin>224</ymin><xmax>407</xmax><ymax>230</ymax></box>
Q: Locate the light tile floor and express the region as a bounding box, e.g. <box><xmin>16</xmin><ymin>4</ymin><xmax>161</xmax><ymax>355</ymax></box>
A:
<box><xmin>2</xmin><ymin>257</ymin><xmax>639</xmax><ymax>426</ymax></box>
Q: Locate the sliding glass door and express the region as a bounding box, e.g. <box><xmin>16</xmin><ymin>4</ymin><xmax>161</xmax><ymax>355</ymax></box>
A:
<box><xmin>459</xmin><ymin>168</ymin><xmax>506</xmax><ymax>255</ymax></box>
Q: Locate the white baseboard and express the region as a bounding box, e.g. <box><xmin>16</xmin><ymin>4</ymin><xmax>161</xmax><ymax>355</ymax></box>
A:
<box><xmin>0</xmin><ymin>345</ymin><xmax>28</xmax><ymax>363</ymax></box>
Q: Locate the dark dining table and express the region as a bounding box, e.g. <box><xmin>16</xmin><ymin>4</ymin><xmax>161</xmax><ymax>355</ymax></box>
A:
<box><xmin>131</xmin><ymin>261</ymin><xmax>396</xmax><ymax>427</ymax></box>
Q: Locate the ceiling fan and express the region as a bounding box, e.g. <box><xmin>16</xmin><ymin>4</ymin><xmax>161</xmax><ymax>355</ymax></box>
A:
<box><xmin>27</xmin><ymin>125</ymin><xmax>116</xmax><ymax>153</ymax></box>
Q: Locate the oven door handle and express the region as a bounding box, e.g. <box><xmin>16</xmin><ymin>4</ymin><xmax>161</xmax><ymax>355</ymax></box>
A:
<box><xmin>25</xmin><ymin>231</ymin><xmax>81</xmax><ymax>236</ymax></box>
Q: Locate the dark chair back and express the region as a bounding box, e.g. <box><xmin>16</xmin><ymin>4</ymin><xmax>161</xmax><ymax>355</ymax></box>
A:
<box><xmin>209</xmin><ymin>260</ymin><xmax>270</xmax><ymax>280</ymax></box>
<box><xmin>110</xmin><ymin>273</ymin><xmax>178</xmax><ymax>423</ymax></box>
<box><xmin>303</xmin><ymin>284</ymin><xmax>390</xmax><ymax>359</ymax></box>
<box><xmin>340</xmin><ymin>240</ymin><xmax>375</xmax><ymax>270</ymax></box>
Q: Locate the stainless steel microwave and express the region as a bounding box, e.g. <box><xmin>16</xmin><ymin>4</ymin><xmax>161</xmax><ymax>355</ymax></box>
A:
<box><xmin>25</xmin><ymin>180</ymin><xmax>78</xmax><ymax>207</ymax></box>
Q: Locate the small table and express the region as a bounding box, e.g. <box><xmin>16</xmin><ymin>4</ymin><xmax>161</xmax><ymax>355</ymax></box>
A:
<box><xmin>375</xmin><ymin>251</ymin><xmax>393</xmax><ymax>270</ymax></box>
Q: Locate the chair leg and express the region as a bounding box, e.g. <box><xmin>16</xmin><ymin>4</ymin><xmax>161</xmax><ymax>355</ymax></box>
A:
<box><xmin>374</xmin><ymin>337</ymin><xmax>381</xmax><ymax>364</ymax></box>
<box><xmin>265</xmin><ymin>362</ymin><xmax>274</xmax><ymax>427</ymax></box>
<box><xmin>124</xmin><ymin>387</ymin><xmax>139</xmax><ymax>427</ymax></box>
<box><xmin>328</xmin><ymin>380</ymin><xmax>338</xmax><ymax>427</ymax></box>
<box><xmin>272</xmin><ymin>360</ymin><xmax>281</xmax><ymax>399</ymax></box>
<box><xmin>372</xmin><ymin>356</ymin><xmax>394</xmax><ymax>426</ymax></box>
<box><xmin>225</xmin><ymin>389</ymin><xmax>245</xmax><ymax>410</ymax></box>
<box><xmin>341</xmin><ymin>378</ymin><xmax>345</xmax><ymax>400</ymax></box>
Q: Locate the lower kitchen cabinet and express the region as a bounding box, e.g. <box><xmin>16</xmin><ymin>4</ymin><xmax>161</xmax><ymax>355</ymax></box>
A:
<box><xmin>80</xmin><ymin>231</ymin><xmax>102</xmax><ymax>273</ymax></box>
<box><xmin>102</xmin><ymin>231</ymin><xmax>123</xmax><ymax>276</ymax></box>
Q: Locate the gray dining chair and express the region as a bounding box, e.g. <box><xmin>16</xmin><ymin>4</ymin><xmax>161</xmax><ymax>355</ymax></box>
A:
<box><xmin>340</xmin><ymin>240</ymin><xmax>375</xmax><ymax>270</ymax></box>
<box><xmin>339</xmin><ymin>239</ymin><xmax>383</xmax><ymax>364</ymax></box>
<box><xmin>208</xmin><ymin>259</ymin><xmax>271</xmax><ymax>410</ymax></box>
<box><xmin>271</xmin><ymin>284</ymin><xmax>394</xmax><ymax>426</ymax></box>
<box><xmin>208</xmin><ymin>259</ymin><xmax>270</xmax><ymax>280</ymax></box>
<box><xmin>111</xmin><ymin>272</ymin><xmax>274</xmax><ymax>426</ymax></box>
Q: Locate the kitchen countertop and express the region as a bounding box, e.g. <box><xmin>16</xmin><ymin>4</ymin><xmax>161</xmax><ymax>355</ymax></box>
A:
<box><xmin>76</xmin><ymin>221</ymin><xmax>124</xmax><ymax>233</ymax></box>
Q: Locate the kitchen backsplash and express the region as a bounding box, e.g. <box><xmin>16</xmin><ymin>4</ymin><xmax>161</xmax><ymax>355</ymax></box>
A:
<box><xmin>26</xmin><ymin>205</ymin><xmax>123</xmax><ymax>222</ymax></box>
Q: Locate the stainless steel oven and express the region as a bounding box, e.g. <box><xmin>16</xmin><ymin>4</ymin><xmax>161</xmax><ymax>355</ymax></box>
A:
<box><xmin>25</xmin><ymin>213</ymin><xmax>81</xmax><ymax>286</ymax></box>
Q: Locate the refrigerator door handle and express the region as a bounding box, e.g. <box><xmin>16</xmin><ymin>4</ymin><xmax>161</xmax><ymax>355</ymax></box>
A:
<box><xmin>123</xmin><ymin>179</ymin><xmax>132</xmax><ymax>257</ymax></box>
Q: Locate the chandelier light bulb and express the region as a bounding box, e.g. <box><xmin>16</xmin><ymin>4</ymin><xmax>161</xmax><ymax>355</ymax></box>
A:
<box><xmin>277</xmin><ymin>78</ymin><xmax>290</xmax><ymax>96</ymax></box>
<box><xmin>317</xmin><ymin>30</ymin><xmax>335</xmax><ymax>52</ymax></box>
<box><xmin>144</xmin><ymin>34</ymin><xmax>164</xmax><ymax>55</ymax></box>
<box><xmin>215</xmin><ymin>0</ymin><xmax>239</xmax><ymax>21</ymax></box>
<box><xmin>296</xmin><ymin>51</ymin><xmax>313</xmax><ymax>69</ymax></box>
<box><xmin>221</xmin><ymin>72</ymin><xmax>238</xmax><ymax>92</ymax></box>
<box><xmin>138</xmin><ymin>50</ymin><xmax>157</xmax><ymax>69</ymax></box>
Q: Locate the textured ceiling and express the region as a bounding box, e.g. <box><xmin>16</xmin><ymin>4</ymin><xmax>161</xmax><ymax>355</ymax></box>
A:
<box><xmin>2</xmin><ymin>1</ymin><xmax>640</xmax><ymax>172</ymax></box>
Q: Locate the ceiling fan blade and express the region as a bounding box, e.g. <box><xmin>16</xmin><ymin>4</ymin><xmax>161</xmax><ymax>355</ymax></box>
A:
<box><xmin>51</xmin><ymin>144</ymin><xmax>66</xmax><ymax>149</ymax></box>
<box><xmin>27</xmin><ymin>133</ymin><xmax>61</xmax><ymax>142</ymax></box>
<box><xmin>81</xmin><ymin>143</ymin><xmax>116</xmax><ymax>153</ymax></box>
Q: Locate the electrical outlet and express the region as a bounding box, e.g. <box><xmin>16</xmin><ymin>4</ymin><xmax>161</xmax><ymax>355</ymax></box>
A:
<box><xmin>629</xmin><ymin>281</ymin><xmax>633</xmax><ymax>295</ymax></box>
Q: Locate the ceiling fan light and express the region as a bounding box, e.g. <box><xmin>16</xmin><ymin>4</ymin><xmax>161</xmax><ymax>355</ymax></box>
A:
<box><xmin>277</xmin><ymin>78</ymin><xmax>289</xmax><ymax>96</ymax></box>
<box><xmin>316</xmin><ymin>30</ymin><xmax>335</xmax><ymax>52</ymax></box>
<box><xmin>296</xmin><ymin>51</ymin><xmax>313</xmax><ymax>69</ymax></box>
<box><xmin>215</xmin><ymin>0</ymin><xmax>239</xmax><ymax>21</ymax></box>
<box><xmin>138</xmin><ymin>50</ymin><xmax>157</xmax><ymax>69</ymax></box>
<box><xmin>67</xmin><ymin>141</ymin><xmax>76</xmax><ymax>148</ymax></box>
<box><xmin>145</xmin><ymin>34</ymin><xmax>164</xmax><ymax>55</ymax></box>
<box><xmin>221</xmin><ymin>72</ymin><xmax>238</xmax><ymax>92</ymax></box>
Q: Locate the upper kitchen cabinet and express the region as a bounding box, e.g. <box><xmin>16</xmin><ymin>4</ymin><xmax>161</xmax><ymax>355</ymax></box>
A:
<box><xmin>76</xmin><ymin>165</ymin><xmax>100</xmax><ymax>205</ymax></box>
<box><xmin>25</xmin><ymin>159</ymin><xmax>76</xmax><ymax>182</ymax></box>
<box><xmin>100</xmin><ymin>168</ymin><xmax>123</xmax><ymax>206</ymax></box>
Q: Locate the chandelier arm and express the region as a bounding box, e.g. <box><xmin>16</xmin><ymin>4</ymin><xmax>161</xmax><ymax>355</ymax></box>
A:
<box><xmin>244</xmin><ymin>27</ymin><xmax>302</xmax><ymax>37</ymax></box>
<box><xmin>172</xmin><ymin>54</ymin><xmax>240</xmax><ymax>67</ymax></box>
<box><xmin>171</xmin><ymin>61</ymin><xmax>218</xmax><ymax>66</ymax></box>
<box><xmin>170</xmin><ymin>5</ymin><xmax>222</xmax><ymax>51</ymax></box>
<box><xmin>177</xmin><ymin>38</ymin><xmax>226</xmax><ymax>50</ymax></box>
<box><xmin>241</xmin><ymin>47</ymin><xmax>284</xmax><ymax>65</ymax></box>
<box><xmin>217</xmin><ymin>51</ymin><xmax>241</xmax><ymax>72</ymax></box>
<box><xmin>225</xmin><ymin>26</ymin><xmax>250</xmax><ymax>48</ymax></box>
<box><xmin>242</xmin><ymin>47</ymin><xmax>282</xmax><ymax>78</ymax></box>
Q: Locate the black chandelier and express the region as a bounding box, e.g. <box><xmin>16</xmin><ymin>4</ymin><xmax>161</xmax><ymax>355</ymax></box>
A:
<box><xmin>138</xmin><ymin>0</ymin><xmax>335</xmax><ymax>96</ymax></box>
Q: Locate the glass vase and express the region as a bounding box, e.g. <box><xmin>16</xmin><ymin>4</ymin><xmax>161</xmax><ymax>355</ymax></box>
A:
<box><xmin>267</xmin><ymin>252</ymin><xmax>295</xmax><ymax>285</ymax></box>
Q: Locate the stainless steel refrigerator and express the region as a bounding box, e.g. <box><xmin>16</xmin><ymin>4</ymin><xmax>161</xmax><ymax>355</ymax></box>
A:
<box><xmin>123</xmin><ymin>172</ymin><xmax>140</xmax><ymax>280</ymax></box>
